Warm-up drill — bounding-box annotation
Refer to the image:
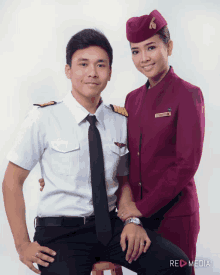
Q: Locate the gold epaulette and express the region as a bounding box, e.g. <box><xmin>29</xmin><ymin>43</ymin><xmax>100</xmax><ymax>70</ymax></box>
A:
<box><xmin>33</xmin><ymin>101</ymin><xmax>57</xmax><ymax>108</ymax></box>
<box><xmin>110</xmin><ymin>104</ymin><xmax>128</xmax><ymax>117</ymax></box>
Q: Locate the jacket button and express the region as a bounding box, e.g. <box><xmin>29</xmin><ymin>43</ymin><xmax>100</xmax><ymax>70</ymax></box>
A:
<box><xmin>137</xmin><ymin>152</ymin><xmax>140</xmax><ymax>156</ymax></box>
<box><xmin>139</xmin><ymin>182</ymin><xmax>142</xmax><ymax>186</ymax></box>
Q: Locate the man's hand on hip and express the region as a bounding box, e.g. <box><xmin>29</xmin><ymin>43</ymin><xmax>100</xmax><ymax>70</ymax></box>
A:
<box><xmin>17</xmin><ymin>241</ymin><xmax>56</xmax><ymax>274</ymax></box>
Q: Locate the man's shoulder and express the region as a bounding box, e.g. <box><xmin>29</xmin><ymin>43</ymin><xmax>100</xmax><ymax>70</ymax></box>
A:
<box><xmin>25</xmin><ymin>100</ymin><xmax>64</xmax><ymax>125</ymax></box>
<box><xmin>32</xmin><ymin>100</ymin><xmax>63</xmax><ymax>116</ymax></box>
<box><xmin>33</xmin><ymin>100</ymin><xmax>63</xmax><ymax>109</ymax></box>
<box><xmin>104</xmin><ymin>104</ymin><xmax>128</xmax><ymax>118</ymax></box>
<box><xmin>103</xmin><ymin>104</ymin><xmax>128</xmax><ymax>136</ymax></box>
<box><xmin>109</xmin><ymin>104</ymin><xmax>128</xmax><ymax>117</ymax></box>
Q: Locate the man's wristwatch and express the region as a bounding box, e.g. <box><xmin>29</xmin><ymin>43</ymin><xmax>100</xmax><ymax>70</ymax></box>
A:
<box><xmin>124</xmin><ymin>217</ymin><xmax>143</xmax><ymax>227</ymax></box>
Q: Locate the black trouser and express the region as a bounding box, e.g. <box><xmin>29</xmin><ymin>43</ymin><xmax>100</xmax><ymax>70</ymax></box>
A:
<box><xmin>34</xmin><ymin>212</ymin><xmax>192</xmax><ymax>275</ymax></box>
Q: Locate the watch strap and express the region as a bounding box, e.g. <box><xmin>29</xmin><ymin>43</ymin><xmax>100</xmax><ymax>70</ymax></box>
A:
<box><xmin>124</xmin><ymin>217</ymin><xmax>143</xmax><ymax>227</ymax></box>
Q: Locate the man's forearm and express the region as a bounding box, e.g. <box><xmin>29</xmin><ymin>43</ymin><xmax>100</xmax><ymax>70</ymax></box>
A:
<box><xmin>2</xmin><ymin>162</ymin><xmax>30</xmax><ymax>252</ymax></box>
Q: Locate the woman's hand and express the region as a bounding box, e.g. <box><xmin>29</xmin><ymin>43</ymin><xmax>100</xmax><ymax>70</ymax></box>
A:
<box><xmin>39</xmin><ymin>178</ymin><xmax>45</xmax><ymax>191</ymax></box>
<box><xmin>117</xmin><ymin>202</ymin><xmax>143</xmax><ymax>222</ymax></box>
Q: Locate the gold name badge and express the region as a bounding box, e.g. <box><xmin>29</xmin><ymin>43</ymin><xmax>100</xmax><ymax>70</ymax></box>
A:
<box><xmin>155</xmin><ymin>112</ymin><xmax>171</xmax><ymax>118</ymax></box>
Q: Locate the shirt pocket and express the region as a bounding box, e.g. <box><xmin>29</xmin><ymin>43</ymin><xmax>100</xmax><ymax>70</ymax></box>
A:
<box><xmin>50</xmin><ymin>140</ymin><xmax>80</xmax><ymax>176</ymax></box>
<box><xmin>103</xmin><ymin>141</ymin><xmax>129</xmax><ymax>174</ymax></box>
<box><xmin>111</xmin><ymin>140</ymin><xmax>129</xmax><ymax>156</ymax></box>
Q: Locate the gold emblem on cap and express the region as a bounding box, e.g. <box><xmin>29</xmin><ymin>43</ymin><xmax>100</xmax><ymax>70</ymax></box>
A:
<box><xmin>149</xmin><ymin>17</ymin><xmax>156</xmax><ymax>29</ymax></box>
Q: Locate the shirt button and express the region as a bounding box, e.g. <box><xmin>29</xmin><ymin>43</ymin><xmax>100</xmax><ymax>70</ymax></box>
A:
<box><xmin>139</xmin><ymin>182</ymin><xmax>142</xmax><ymax>186</ymax></box>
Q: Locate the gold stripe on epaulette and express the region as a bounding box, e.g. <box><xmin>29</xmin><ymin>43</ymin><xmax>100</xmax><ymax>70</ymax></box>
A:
<box><xmin>110</xmin><ymin>104</ymin><xmax>128</xmax><ymax>117</ymax></box>
<box><xmin>33</xmin><ymin>101</ymin><xmax>57</xmax><ymax>108</ymax></box>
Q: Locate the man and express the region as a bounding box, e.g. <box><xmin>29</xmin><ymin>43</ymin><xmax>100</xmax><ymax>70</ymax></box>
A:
<box><xmin>2</xmin><ymin>28</ymin><xmax>191</xmax><ymax>275</ymax></box>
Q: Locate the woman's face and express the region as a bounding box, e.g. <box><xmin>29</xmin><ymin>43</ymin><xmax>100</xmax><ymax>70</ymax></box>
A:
<box><xmin>131</xmin><ymin>34</ymin><xmax>173</xmax><ymax>82</ymax></box>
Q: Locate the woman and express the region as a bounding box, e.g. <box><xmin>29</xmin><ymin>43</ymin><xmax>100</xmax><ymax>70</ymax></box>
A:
<box><xmin>117</xmin><ymin>9</ymin><xmax>205</xmax><ymax>275</ymax></box>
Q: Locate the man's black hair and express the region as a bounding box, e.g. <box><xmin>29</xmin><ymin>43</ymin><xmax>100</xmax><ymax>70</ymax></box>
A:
<box><xmin>66</xmin><ymin>28</ymin><xmax>113</xmax><ymax>68</ymax></box>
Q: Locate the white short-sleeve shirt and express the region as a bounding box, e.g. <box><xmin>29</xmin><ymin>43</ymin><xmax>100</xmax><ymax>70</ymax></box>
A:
<box><xmin>7</xmin><ymin>92</ymin><xmax>129</xmax><ymax>217</ymax></box>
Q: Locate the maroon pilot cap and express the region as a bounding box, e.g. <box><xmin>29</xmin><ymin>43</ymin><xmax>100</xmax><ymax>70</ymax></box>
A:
<box><xmin>126</xmin><ymin>10</ymin><xmax>167</xmax><ymax>43</ymax></box>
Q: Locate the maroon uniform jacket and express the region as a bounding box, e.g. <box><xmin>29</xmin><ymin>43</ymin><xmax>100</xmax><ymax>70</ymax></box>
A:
<box><xmin>125</xmin><ymin>67</ymin><xmax>205</xmax><ymax>218</ymax></box>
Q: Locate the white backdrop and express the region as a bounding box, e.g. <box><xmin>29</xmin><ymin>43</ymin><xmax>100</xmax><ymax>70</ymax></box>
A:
<box><xmin>0</xmin><ymin>0</ymin><xmax>219</xmax><ymax>274</ymax></box>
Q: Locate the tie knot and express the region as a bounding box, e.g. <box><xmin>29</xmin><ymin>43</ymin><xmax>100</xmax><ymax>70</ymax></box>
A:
<box><xmin>87</xmin><ymin>115</ymin><xmax>97</xmax><ymax>126</ymax></box>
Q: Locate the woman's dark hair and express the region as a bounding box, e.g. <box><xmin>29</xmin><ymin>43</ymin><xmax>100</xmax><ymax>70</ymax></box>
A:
<box><xmin>66</xmin><ymin>28</ymin><xmax>113</xmax><ymax>68</ymax></box>
<box><xmin>157</xmin><ymin>25</ymin><xmax>170</xmax><ymax>44</ymax></box>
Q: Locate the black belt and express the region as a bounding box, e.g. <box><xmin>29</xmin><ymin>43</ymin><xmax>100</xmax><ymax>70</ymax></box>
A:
<box><xmin>35</xmin><ymin>208</ymin><xmax>117</xmax><ymax>228</ymax></box>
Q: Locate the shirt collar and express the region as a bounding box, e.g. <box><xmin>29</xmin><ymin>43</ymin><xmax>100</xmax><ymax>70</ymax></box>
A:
<box><xmin>63</xmin><ymin>92</ymin><xmax>105</xmax><ymax>129</ymax></box>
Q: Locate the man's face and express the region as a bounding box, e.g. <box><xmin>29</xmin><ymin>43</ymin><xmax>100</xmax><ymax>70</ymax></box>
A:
<box><xmin>130</xmin><ymin>34</ymin><xmax>173</xmax><ymax>80</ymax></box>
<box><xmin>65</xmin><ymin>46</ymin><xmax>111</xmax><ymax>101</ymax></box>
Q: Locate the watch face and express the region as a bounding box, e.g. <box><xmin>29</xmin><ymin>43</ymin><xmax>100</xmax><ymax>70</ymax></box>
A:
<box><xmin>131</xmin><ymin>218</ymin><xmax>140</xmax><ymax>224</ymax></box>
<box><xmin>125</xmin><ymin>217</ymin><xmax>142</xmax><ymax>227</ymax></box>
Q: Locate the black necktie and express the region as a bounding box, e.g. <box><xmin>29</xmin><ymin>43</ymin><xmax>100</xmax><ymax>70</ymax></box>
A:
<box><xmin>87</xmin><ymin>115</ymin><xmax>112</xmax><ymax>245</ymax></box>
